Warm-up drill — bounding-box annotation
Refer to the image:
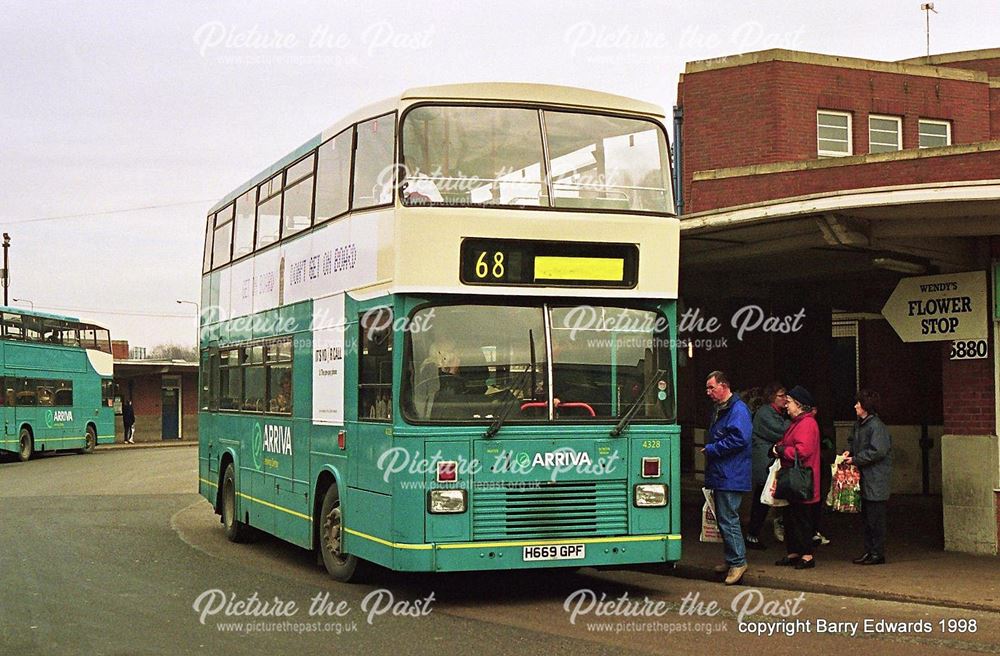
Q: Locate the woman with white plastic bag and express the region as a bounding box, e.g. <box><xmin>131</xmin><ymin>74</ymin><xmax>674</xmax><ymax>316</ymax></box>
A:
<box><xmin>760</xmin><ymin>458</ymin><xmax>789</xmax><ymax>508</ymax></box>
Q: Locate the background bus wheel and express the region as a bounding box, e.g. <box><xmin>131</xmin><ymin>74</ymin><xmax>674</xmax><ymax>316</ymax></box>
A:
<box><xmin>81</xmin><ymin>426</ymin><xmax>97</xmax><ymax>454</ymax></box>
<box><xmin>320</xmin><ymin>486</ymin><xmax>367</xmax><ymax>582</ymax></box>
<box><xmin>221</xmin><ymin>463</ymin><xmax>252</xmax><ymax>543</ymax></box>
<box><xmin>18</xmin><ymin>429</ymin><xmax>33</xmax><ymax>462</ymax></box>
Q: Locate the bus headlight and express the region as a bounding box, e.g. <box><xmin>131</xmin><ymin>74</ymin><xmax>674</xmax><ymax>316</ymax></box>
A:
<box><xmin>428</xmin><ymin>489</ymin><xmax>467</xmax><ymax>514</ymax></box>
<box><xmin>634</xmin><ymin>484</ymin><xmax>667</xmax><ymax>507</ymax></box>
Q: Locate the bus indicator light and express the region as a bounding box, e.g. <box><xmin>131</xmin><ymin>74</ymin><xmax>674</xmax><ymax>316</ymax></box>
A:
<box><xmin>641</xmin><ymin>457</ymin><xmax>661</xmax><ymax>478</ymax></box>
<box><xmin>337</xmin><ymin>430</ymin><xmax>346</xmax><ymax>450</ymax></box>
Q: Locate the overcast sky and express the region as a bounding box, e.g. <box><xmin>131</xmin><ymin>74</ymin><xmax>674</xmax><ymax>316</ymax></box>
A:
<box><xmin>1</xmin><ymin>0</ymin><xmax>997</xmax><ymax>350</ymax></box>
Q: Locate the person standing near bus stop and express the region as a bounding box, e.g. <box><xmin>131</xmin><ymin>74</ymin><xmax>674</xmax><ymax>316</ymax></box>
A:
<box><xmin>122</xmin><ymin>399</ymin><xmax>135</xmax><ymax>444</ymax></box>
<box><xmin>845</xmin><ymin>389</ymin><xmax>892</xmax><ymax>565</ymax></box>
<box><xmin>703</xmin><ymin>371</ymin><xmax>753</xmax><ymax>585</ymax></box>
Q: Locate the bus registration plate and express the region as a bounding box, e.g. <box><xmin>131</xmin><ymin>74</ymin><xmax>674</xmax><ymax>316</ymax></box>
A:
<box><xmin>522</xmin><ymin>544</ymin><xmax>586</xmax><ymax>562</ymax></box>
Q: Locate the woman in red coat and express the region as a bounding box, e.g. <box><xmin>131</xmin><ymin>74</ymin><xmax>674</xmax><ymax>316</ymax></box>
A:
<box><xmin>770</xmin><ymin>385</ymin><xmax>821</xmax><ymax>569</ymax></box>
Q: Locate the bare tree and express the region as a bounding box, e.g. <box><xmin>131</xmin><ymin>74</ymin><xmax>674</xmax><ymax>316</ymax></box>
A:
<box><xmin>147</xmin><ymin>343</ymin><xmax>198</xmax><ymax>361</ymax></box>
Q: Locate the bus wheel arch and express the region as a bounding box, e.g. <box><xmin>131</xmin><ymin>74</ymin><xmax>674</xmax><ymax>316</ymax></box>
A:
<box><xmin>18</xmin><ymin>425</ymin><xmax>33</xmax><ymax>462</ymax></box>
<box><xmin>82</xmin><ymin>423</ymin><xmax>97</xmax><ymax>454</ymax></box>
<box><xmin>317</xmin><ymin>476</ymin><xmax>368</xmax><ymax>582</ymax></box>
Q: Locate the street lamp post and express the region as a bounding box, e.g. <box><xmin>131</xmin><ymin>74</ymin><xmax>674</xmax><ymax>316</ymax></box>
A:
<box><xmin>12</xmin><ymin>297</ymin><xmax>33</xmax><ymax>311</ymax></box>
<box><xmin>175</xmin><ymin>300</ymin><xmax>201</xmax><ymax>357</ymax></box>
<box><xmin>2</xmin><ymin>233</ymin><xmax>10</xmax><ymax>306</ymax></box>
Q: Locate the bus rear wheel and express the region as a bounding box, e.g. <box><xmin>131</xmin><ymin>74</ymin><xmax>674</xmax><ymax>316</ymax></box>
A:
<box><xmin>221</xmin><ymin>463</ymin><xmax>252</xmax><ymax>543</ymax></box>
<box><xmin>81</xmin><ymin>426</ymin><xmax>97</xmax><ymax>454</ymax></box>
<box><xmin>320</xmin><ymin>486</ymin><xmax>367</xmax><ymax>582</ymax></box>
<box><xmin>18</xmin><ymin>429</ymin><xmax>33</xmax><ymax>462</ymax></box>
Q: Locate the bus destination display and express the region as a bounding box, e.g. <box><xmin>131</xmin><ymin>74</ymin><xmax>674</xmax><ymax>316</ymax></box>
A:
<box><xmin>460</xmin><ymin>238</ymin><xmax>638</xmax><ymax>288</ymax></box>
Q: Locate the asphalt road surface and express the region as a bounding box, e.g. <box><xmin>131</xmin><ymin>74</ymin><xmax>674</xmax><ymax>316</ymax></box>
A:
<box><xmin>1</xmin><ymin>447</ymin><xmax>998</xmax><ymax>655</ymax></box>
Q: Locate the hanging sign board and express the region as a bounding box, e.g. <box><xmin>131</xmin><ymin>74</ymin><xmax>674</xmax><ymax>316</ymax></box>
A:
<box><xmin>881</xmin><ymin>271</ymin><xmax>987</xmax><ymax>343</ymax></box>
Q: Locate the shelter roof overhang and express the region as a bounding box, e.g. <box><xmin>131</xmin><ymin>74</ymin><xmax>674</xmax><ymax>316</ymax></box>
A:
<box><xmin>680</xmin><ymin>179</ymin><xmax>1000</xmax><ymax>285</ymax></box>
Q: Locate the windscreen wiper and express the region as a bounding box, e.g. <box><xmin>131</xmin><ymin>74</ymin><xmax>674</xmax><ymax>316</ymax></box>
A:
<box><xmin>610</xmin><ymin>369</ymin><xmax>667</xmax><ymax>437</ymax></box>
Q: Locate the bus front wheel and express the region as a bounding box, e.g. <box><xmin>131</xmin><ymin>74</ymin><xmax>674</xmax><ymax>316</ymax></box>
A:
<box><xmin>320</xmin><ymin>486</ymin><xmax>367</xmax><ymax>582</ymax></box>
<box><xmin>221</xmin><ymin>463</ymin><xmax>252</xmax><ymax>543</ymax></box>
<box><xmin>81</xmin><ymin>426</ymin><xmax>97</xmax><ymax>454</ymax></box>
<box><xmin>18</xmin><ymin>429</ymin><xmax>33</xmax><ymax>462</ymax></box>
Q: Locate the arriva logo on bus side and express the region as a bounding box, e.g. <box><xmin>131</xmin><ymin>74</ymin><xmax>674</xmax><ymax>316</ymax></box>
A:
<box><xmin>252</xmin><ymin>423</ymin><xmax>264</xmax><ymax>470</ymax></box>
<box><xmin>263</xmin><ymin>425</ymin><xmax>293</xmax><ymax>456</ymax></box>
<box><xmin>252</xmin><ymin>424</ymin><xmax>293</xmax><ymax>469</ymax></box>
<box><xmin>45</xmin><ymin>410</ymin><xmax>74</xmax><ymax>428</ymax></box>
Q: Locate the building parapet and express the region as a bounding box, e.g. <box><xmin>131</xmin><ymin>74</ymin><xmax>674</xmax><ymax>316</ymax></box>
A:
<box><xmin>692</xmin><ymin>141</ymin><xmax>1000</xmax><ymax>182</ymax></box>
<box><xmin>683</xmin><ymin>48</ymin><xmax>989</xmax><ymax>83</ymax></box>
<box><xmin>898</xmin><ymin>47</ymin><xmax>1000</xmax><ymax>66</ymax></box>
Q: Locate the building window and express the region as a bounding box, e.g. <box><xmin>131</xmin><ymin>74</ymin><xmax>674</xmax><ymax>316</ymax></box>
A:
<box><xmin>817</xmin><ymin>110</ymin><xmax>852</xmax><ymax>157</ymax></box>
<box><xmin>868</xmin><ymin>115</ymin><xmax>902</xmax><ymax>154</ymax></box>
<box><xmin>919</xmin><ymin>119</ymin><xmax>952</xmax><ymax>148</ymax></box>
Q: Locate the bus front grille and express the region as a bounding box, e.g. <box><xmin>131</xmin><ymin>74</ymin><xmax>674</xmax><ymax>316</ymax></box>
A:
<box><xmin>471</xmin><ymin>480</ymin><xmax>628</xmax><ymax>540</ymax></box>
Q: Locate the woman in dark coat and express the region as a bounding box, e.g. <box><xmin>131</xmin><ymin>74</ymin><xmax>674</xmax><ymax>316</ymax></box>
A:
<box><xmin>771</xmin><ymin>385</ymin><xmax>821</xmax><ymax>569</ymax></box>
<box><xmin>745</xmin><ymin>383</ymin><xmax>789</xmax><ymax>549</ymax></box>
<box><xmin>845</xmin><ymin>389</ymin><xmax>892</xmax><ymax>565</ymax></box>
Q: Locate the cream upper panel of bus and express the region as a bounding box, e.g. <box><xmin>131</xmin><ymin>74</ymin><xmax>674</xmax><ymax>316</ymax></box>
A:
<box><xmin>211</xmin><ymin>83</ymin><xmax>665</xmax><ymax>215</ymax></box>
<box><xmin>400</xmin><ymin>82</ymin><xmax>665</xmax><ymax>119</ymax></box>
<box><xmin>389</xmin><ymin>207</ymin><xmax>679</xmax><ymax>300</ymax></box>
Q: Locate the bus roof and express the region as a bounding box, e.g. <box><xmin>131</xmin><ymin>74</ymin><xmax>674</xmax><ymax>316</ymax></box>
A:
<box><xmin>400</xmin><ymin>83</ymin><xmax>665</xmax><ymax>117</ymax></box>
<box><xmin>207</xmin><ymin>83</ymin><xmax>667</xmax><ymax>215</ymax></box>
<box><xmin>0</xmin><ymin>306</ymin><xmax>80</xmax><ymax>322</ymax></box>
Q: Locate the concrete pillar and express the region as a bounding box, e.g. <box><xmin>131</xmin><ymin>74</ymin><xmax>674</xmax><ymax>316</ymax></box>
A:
<box><xmin>942</xmin><ymin>435</ymin><xmax>999</xmax><ymax>555</ymax></box>
<box><xmin>939</xmin><ymin>278</ymin><xmax>1000</xmax><ymax>554</ymax></box>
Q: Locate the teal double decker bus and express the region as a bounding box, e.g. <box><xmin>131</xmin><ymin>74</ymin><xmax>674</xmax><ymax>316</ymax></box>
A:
<box><xmin>0</xmin><ymin>308</ymin><xmax>115</xmax><ymax>461</ymax></box>
<box><xmin>198</xmin><ymin>83</ymin><xmax>681</xmax><ymax>580</ymax></box>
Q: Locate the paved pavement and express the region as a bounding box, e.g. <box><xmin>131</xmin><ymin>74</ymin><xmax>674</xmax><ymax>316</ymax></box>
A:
<box><xmin>92</xmin><ymin>443</ymin><xmax>1000</xmax><ymax>612</ymax></box>
<box><xmin>98</xmin><ymin>439</ymin><xmax>197</xmax><ymax>451</ymax></box>
<box><xmin>667</xmin><ymin>478</ymin><xmax>1000</xmax><ymax>612</ymax></box>
<box><xmin>5</xmin><ymin>447</ymin><xmax>999</xmax><ymax>654</ymax></box>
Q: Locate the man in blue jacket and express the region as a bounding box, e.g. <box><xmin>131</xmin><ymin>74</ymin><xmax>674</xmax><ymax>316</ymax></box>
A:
<box><xmin>704</xmin><ymin>370</ymin><xmax>753</xmax><ymax>585</ymax></box>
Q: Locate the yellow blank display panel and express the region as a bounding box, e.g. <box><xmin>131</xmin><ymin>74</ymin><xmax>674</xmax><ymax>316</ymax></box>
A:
<box><xmin>534</xmin><ymin>257</ymin><xmax>625</xmax><ymax>282</ymax></box>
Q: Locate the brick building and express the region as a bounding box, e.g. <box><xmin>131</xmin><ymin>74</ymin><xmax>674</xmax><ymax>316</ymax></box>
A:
<box><xmin>113</xmin><ymin>356</ymin><xmax>199</xmax><ymax>442</ymax></box>
<box><xmin>674</xmin><ymin>48</ymin><xmax>1000</xmax><ymax>555</ymax></box>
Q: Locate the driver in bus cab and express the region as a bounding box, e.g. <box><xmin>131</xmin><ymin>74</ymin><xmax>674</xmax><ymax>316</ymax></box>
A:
<box><xmin>429</xmin><ymin>343</ymin><xmax>471</xmax><ymax>420</ymax></box>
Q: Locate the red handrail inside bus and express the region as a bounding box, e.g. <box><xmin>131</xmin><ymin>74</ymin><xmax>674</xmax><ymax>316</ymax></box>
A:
<box><xmin>557</xmin><ymin>402</ymin><xmax>596</xmax><ymax>417</ymax></box>
<box><xmin>519</xmin><ymin>401</ymin><xmax>596</xmax><ymax>417</ymax></box>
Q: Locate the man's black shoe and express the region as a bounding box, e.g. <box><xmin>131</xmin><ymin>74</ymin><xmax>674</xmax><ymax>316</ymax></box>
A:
<box><xmin>861</xmin><ymin>554</ymin><xmax>886</xmax><ymax>565</ymax></box>
<box><xmin>852</xmin><ymin>553</ymin><xmax>871</xmax><ymax>565</ymax></box>
<box><xmin>794</xmin><ymin>558</ymin><xmax>816</xmax><ymax>570</ymax></box>
<box><xmin>745</xmin><ymin>536</ymin><xmax>766</xmax><ymax>551</ymax></box>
